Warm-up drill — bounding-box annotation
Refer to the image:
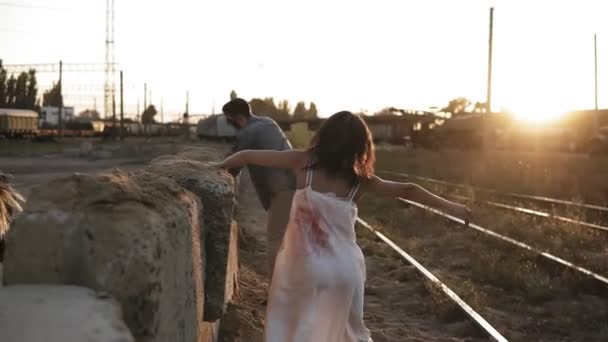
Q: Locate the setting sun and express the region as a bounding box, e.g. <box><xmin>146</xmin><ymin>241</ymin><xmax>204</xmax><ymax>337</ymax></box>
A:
<box><xmin>513</xmin><ymin>107</ymin><xmax>566</xmax><ymax>124</ymax></box>
<box><xmin>508</xmin><ymin>104</ymin><xmax>568</xmax><ymax>124</ymax></box>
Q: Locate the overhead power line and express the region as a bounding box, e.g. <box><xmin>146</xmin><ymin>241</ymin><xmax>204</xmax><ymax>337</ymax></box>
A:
<box><xmin>0</xmin><ymin>2</ymin><xmax>68</xmax><ymax>10</ymax></box>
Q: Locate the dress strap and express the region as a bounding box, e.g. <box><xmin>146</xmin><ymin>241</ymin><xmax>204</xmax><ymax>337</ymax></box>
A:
<box><xmin>305</xmin><ymin>160</ymin><xmax>313</xmax><ymax>186</ymax></box>
<box><xmin>347</xmin><ymin>181</ymin><xmax>360</xmax><ymax>201</ymax></box>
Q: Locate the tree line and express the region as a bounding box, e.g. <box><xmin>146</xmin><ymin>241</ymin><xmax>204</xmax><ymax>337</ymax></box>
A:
<box><xmin>371</xmin><ymin>97</ymin><xmax>488</xmax><ymax>118</ymax></box>
<box><xmin>230</xmin><ymin>90</ymin><xmax>318</xmax><ymax>121</ymax></box>
<box><xmin>0</xmin><ymin>59</ymin><xmax>68</xmax><ymax>112</ymax></box>
<box><xmin>0</xmin><ymin>60</ymin><xmax>38</xmax><ymax>110</ymax></box>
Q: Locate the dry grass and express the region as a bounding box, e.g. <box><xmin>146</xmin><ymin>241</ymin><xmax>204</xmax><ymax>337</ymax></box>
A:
<box><xmin>0</xmin><ymin>136</ymin><xmax>195</xmax><ymax>157</ymax></box>
<box><xmin>374</xmin><ymin>147</ymin><xmax>608</xmax><ymax>205</ymax></box>
<box><xmin>357</xmin><ymin>148</ymin><xmax>608</xmax><ymax>341</ymax></box>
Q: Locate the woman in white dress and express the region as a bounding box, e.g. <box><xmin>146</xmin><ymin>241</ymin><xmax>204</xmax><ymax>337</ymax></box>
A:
<box><xmin>215</xmin><ymin>111</ymin><xmax>471</xmax><ymax>342</ymax></box>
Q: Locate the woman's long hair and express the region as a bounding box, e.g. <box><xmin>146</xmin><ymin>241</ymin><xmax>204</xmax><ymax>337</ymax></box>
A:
<box><xmin>0</xmin><ymin>173</ymin><xmax>24</xmax><ymax>237</ymax></box>
<box><xmin>307</xmin><ymin>111</ymin><xmax>375</xmax><ymax>185</ymax></box>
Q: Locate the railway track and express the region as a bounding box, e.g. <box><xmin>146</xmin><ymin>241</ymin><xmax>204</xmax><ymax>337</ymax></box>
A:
<box><xmin>358</xmin><ymin>175</ymin><xmax>608</xmax><ymax>341</ymax></box>
<box><xmin>356</xmin><ymin>217</ymin><xmax>509</xmax><ymax>342</ymax></box>
<box><xmin>396</xmin><ymin>197</ymin><xmax>608</xmax><ymax>287</ymax></box>
<box><xmin>379</xmin><ymin>170</ymin><xmax>608</xmax><ymax>214</ymax></box>
<box><xmin>445</xmin><ymin>193</ymin><xmax>608</xmax><ymax>233</ymax></box>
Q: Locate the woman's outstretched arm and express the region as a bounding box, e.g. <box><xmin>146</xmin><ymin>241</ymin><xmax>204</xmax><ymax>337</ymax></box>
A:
<box><xmin>363</xmin><ymin>175</ymin><xmax>472</xmax><ymax>226</ymax></box>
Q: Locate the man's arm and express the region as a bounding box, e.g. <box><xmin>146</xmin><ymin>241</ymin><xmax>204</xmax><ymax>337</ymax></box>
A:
<box><xmin>226</xmin><ymin>128</ymin><xmax>255</xmax><ymax>176</ymax></box>
<box><xmin>219</xmin><ymin>149</ymin><xmax>307</xmax><ymax>171</ymax></box>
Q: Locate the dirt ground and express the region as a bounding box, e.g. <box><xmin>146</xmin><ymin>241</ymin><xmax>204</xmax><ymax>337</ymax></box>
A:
<box><xmin>220</xmin><ymin>147</ymin><xmax>608</xmax><ymax>342</ymax></box>
<box><xmin>6</xmin><ymin>141</ymin><xmax>605</xmax><ymax>340</ymax></box>
<box><xmin>0</xmin><ymin>138</ymin><xmax>203</xmax><ymax>196</ymax></box>
<box><xmin>4</xmin><ymin>157</ymin><xmax>147</xmax><ymax>197</ymax></box>
<box><xmin>357</xmin><ymin>147</ymin><xmax>608</xmax><ymax>342</ymax></box>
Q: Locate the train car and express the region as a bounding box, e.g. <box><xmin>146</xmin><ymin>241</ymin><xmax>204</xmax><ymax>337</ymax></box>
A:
<box><xmin>197</xmin><ymin>114</ymin><xmax>236</xmax><ymax>141</ymax></box>
<box><xmin>364</xmin><ymin>114</ymin><xmax>438</xmax><ymax>145</ymax></box>
<box><xmin>125</xmin><ymin>122</ymin><xmax>144</xmax><ymax>136</ymax></box>
<box><xmin>148</xmin><ymin>123</ymin><xmax>162</xmax><ymax>136</ymax></box>
<box><xmin>65</xmin><ymin>119</ymin><xmax>105</xmax><ymax>137</ymax></box>
<box><xmin>0</xmin><ymin>108</ymin><xmax>39</xmax><ymax>138</ymax></box>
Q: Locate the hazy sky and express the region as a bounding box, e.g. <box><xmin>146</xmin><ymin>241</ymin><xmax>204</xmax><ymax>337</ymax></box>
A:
<box><xmin>1</xmin><ymin>0</ymin><xmax>607</xmax><ymax>121</ymax></box>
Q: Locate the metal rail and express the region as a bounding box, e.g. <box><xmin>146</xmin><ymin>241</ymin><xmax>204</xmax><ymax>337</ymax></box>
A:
<box><xmin>446</xmin><ymin>194</ymin><xmax>608</xmax><ymax>233</ymax></box>
<box><xmin>380</xmin><ymin>170</ymin><xmax>608</xmax><ymax>213</ymax></box>
<box><xmin>356</xmin><ymin>217</ymin><xmax>508</xmax><ymax>342</ymax></box>
<box><xmin>397</xmin><ymin>198</ymin><xmax>608</xmax><ymax>286</ymax></box>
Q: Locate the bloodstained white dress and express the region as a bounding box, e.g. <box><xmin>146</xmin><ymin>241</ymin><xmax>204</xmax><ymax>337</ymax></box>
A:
<box><xmin>264</xmin><ymin>166</ymin><xmax>372</xmax><ymax>342</ymax></box>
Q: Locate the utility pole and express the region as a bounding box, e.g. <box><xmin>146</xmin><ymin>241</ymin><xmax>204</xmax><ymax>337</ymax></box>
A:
<box><xmin>594</xmin><ymin>33</ymin><xmax>598</xmax><ymax>111</ymax></box>
<box><xmin>120</xmin><ymin>71</ymin><xmax>124</xmax><ymax>141</ymax></box>
<box><xmin>484</xmin><ymin>6</ymin><xmax>494</xmax><ymax>151</ymax></box>
<box><xmin>58</xmin><ymin>60</ymin><xmax>63</xmax><ymax>139</ymax></box>
<box><xmin>486</xmin><ymin>6</ymin><xmax>494</xmax><ymax>114</ymax></box>
<box><xmin>144</xmin><ymin>83</ymin><xmax>147</xmax><ymax>110</ymax></box>
<box><xmin>112</xmin><ymin>90</ymin><xmax>117</xmax><ymax>141</ymax></box>
<box><xmin>160</xmin><ymin>97</ymin><xmax>164</xmax><ymax>123</ymax></box>
<box><xmin>186</xmin><ymin>91</ymin><xmax>189</xmax><ymax>115</ymax></box>
<box><xmin>184</xmin><ymin>91</ymin><xmax>190</xmax><ymax>139</ymax></box>
<box><xmin>593</xmin><ymin>33</ymin><xmax>600</xmax><ymax>134</ymax></box>
<box><xmin>104</xmin><ymin>0</ymin><xmax>115</xmax><ymax>120</ymax></box>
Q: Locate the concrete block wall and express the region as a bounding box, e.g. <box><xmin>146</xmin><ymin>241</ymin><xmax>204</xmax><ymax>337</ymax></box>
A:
<box><xmin>0</xmin><ymin>146</ymin><xmax>239</xmax><ymax>342</ymax></box>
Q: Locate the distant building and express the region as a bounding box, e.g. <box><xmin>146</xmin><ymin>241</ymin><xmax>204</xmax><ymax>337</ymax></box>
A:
<box><xmin>40</xmin><ymin>106</ymin><xmax>74</xmax><ymax>127</ymax></box>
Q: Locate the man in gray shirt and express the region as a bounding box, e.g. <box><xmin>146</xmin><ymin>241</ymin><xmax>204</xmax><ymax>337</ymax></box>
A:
<box><xmin>222</xmin><ymin>98</ymin><xmax>295</xmax><ymax>280</ymax></box>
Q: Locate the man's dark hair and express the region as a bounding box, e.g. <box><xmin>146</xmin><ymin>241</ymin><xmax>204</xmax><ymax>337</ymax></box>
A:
<box><xmin>222</xmin><ymin>98</ymin><xmax>251</xmax><ymax>118</ymax></box>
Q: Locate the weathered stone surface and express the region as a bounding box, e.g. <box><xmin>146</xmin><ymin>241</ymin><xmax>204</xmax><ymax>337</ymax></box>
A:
<box><xmin>145</xmin><ymin>154</ymin><xmax>239</xmax><ymax>321</ymax></box>
<box><xmin>3</xmin><ymin>170</ymin><xmax>205</xmax><ymax>342</ymax></box>
<box><xmin>176</xmin><ymin>146</ymin><xmax>224</xmax><ymax>163</ymax></box>
<box><xmin>0</xmin><ymin>284</ymin><xmax>134</xmax><ymax>342</ymax></box>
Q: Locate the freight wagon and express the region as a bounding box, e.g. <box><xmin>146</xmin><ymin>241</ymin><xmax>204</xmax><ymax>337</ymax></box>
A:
<box><xmin>196</xmin><ymin>114</ymin><xmax>236</xmax><ymax>141</ymax></box>
<box><xmin>0</xmin><ymin>108</ymin><xmax>39</xmax><ymax>138</ymax></box>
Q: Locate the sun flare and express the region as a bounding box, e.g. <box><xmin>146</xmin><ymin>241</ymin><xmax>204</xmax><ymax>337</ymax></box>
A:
<box><xmin>509</xmin><ymin>105</ymin><xmax>568</xmax><ymax>124</ymax></box>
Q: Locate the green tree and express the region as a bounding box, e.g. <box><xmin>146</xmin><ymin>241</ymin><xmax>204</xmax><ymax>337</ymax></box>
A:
<box><xmin>141</xmin><ymin>104</ymin><xmax>157</xmax><ymax>124</ymax></box>
<box><xmin>293</xmin><ymin>101</ymin><xmax>307</xmax><ymax>119</ymax></box>
<box><xmin>5</xmin><ymin>75</ymin><xmax>16</xmax><ymax>107</ymax></box>
<box><xmin>373</xmin><ymin>107</ymin><xmax>395</xmax><ymax>116</ymax></box>
<box><xmin>0</xmin><ymin>60</ymin><xmax>38</xmax><ymax>110</ymax></box>
<box><xmin>250</xmin><ymin>97</ymin><xmax>284</xmax><ymax>119</ymax></box>
<box><xmin>141</xmin><ymin>104</ymin><xmax>157</xmax><ymax>136</ymax></box>
<box><xmin>0</xmin><ymin>60</ymin><xmax>7</xmax><ymax>107</ymax></box>
<box><xmin>277</xmin><ymin>100</ymin><xmax>291</xmax><ymax>119</ymax></box>
<box><xmin>441</xmin><ymin>97</ymin><xmax>471</xmax><ymax>117</ymax></box>
<box><xmin>14</xmin><ymin>72</ymin><xmax>29</xmax><ymax>109</ymax></box>
<box><xmin>43</xmin><ymin>82</ymin><xmax>62</xmax><ymax>107</ymax></box>
<box><xmin>471</xmin><ymin>101</ymin><xmax>487</xmax><ymax>113</ymax></box>
<box><xmin>308</xmin><ymin>102</ymin><xmax>318</xmax><ymax>118</ymax></box>
<box><xmin>230</xmin><ymin>90</ymin><xmax>238</xmax><ymax>100</ymax></box>
<box><xmin>26</xmin><ymin>69</ymin><xmax>38</xmax><ymax>110</ymax></box>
